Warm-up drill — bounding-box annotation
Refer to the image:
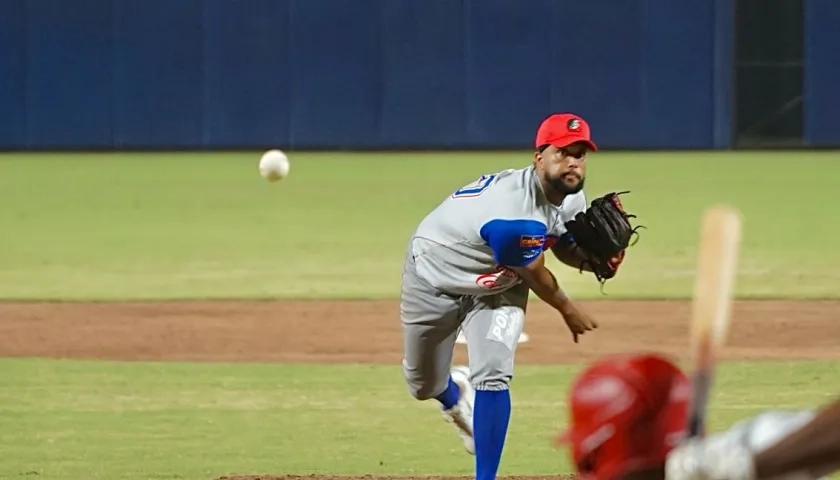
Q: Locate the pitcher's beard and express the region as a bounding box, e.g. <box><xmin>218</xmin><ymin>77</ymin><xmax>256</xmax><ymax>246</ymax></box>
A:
<box><xmin>548</xmin><ymin>175</ymin><xmax>585</xmax><ymax>195</ymax></box>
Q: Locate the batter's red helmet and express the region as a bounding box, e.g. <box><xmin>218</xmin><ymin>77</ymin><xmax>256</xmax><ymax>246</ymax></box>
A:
<box><xmin>555</xmin><ymin>353</ymin><xmax>690</xmax><ymax>480</ymax></box>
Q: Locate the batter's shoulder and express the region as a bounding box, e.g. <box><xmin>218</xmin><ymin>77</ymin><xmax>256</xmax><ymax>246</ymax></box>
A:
<box><xmin>708</xmin><ymin>409</ymin><xmax>816</xmax><ymax>454</ymax></box>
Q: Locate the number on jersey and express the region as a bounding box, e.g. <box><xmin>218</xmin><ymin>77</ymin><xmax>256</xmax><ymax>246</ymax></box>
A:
<box><xmin>452</xmin><ymin>174</ymin><xmax>497</xmax><ymax>198</ymax></box>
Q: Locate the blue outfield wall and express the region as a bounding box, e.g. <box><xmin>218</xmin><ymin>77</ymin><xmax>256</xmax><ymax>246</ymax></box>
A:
<box><xmin>1</xmin><ymin>0</ymin><xmax>830</xmax><ymax>150</ymax></box>
<box><xmin>804</xmin><ymin>0</ymin><xmax>840</xmax><ymax>147</ymax></box>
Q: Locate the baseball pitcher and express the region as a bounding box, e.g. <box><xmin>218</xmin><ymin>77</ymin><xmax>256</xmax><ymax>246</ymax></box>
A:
<box><xmin>399</xmin><ymin>113</ymin><xmax>641</xmax><ymax>480</ymax></box>
<box><xmin>555</xmin><ymin>352</ymin><xmax>840</xmax><ymax>480</ymax></box>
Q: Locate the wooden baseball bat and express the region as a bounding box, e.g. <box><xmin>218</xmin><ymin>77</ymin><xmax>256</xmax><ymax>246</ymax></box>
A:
<box><xmin>686</xmin><ymin>205</ymin><xmax>742</xmax><ymax>438</ymax></box>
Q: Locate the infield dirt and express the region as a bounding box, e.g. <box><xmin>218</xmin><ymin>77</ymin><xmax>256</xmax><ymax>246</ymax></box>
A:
<box><xmin>1</xmin><ymin>299</ymin><xmax>838</xmax><ymax>480</ymax></box>
<box><xmin>2</xmin><ymin>299</ymin><xmax>838</xmax><ymax>363</ymax></box>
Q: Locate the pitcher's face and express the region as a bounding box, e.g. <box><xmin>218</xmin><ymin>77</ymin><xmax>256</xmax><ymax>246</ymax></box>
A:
<box><xmin>535</xmin><ymin>142</ymin><xmax>589</xmax><ymax>194</ymax></box>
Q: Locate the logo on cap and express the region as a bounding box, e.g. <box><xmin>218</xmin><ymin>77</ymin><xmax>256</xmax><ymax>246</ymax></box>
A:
<box><xmin>567</xmin><ymin>118</ymin><xmax>581</xmax><ymax>132</ymax></box>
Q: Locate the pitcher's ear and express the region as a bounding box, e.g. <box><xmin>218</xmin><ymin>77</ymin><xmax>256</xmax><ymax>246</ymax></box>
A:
<box><xmin>535</xmin><ymin>144</ymin><xmax>550</xmax><ymax>162</ymax></box>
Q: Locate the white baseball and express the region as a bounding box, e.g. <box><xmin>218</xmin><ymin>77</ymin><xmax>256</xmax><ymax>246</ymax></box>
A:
<box><xmin>258</xmin><ymin>149</ymin><xmax>290</xmax><ymax>182</ymax></box>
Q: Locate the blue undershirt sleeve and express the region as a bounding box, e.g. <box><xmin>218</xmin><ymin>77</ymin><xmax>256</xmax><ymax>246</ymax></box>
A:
<box><xmin>479</xmin><ymin>219</ymin><xmax>548</xmax><ymax>268</ymax></box>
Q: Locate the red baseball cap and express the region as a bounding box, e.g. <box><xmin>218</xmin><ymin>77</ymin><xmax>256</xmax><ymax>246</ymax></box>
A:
<box><xmin>535</xmin><ymin>113</ymin><xmax>598</xmax><ymax>151</ymax></box>
<box><xmin>555</xmin><ymin>353</ymin><xmax>690</xmax><ymax>480</ymax></box>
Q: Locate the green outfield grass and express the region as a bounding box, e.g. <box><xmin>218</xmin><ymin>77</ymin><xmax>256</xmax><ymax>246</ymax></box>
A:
<box><xmin>1</xmin><ymin>358</ymin><xmax>837</xmax><ymax>480</ymax></box>
<box><xmin>2</xmin><ymin>151</ymin><xmax>839</xmax><ymax>480</ymax></box>
<box><xmin>1</xmin><ymin>151</ymin><xmax>839</xmax><ymax>300</ymax></box>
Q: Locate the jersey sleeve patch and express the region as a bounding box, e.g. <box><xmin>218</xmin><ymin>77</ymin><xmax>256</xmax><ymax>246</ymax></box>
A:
<box><xmin>479</xmin><ymin>219</ymin><xmax>548</xmax><ymax>267</ymax></box>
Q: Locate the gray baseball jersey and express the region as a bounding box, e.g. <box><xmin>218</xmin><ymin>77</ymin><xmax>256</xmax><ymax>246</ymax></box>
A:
<box><xmin>708</xmin><ymin>409</ymin><xmax>815</xmax><ymax>454</ymax></box>
<box><xmin>705</xmin><ymin>409</ymin><xmax>819</xmax><ymax>480</ymax></box>
<box><xmin>410</xmin><ymin>165</ymin><xmax>587</xmax><ymax>297</ymax></box>
<box><xmin>666</xmin><ymin>409</ymin><xmax>823</xmax><ymax>480</ymax></box>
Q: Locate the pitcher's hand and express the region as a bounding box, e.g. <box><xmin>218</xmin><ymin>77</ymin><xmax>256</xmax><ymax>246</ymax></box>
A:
<box><xmin>559</xmin><ymin>301</ymin><xmax>598</xmax><ymax>343</ymax></box>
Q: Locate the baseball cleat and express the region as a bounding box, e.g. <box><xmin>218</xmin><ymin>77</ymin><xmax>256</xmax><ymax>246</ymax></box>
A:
<box><xmin>442</xmin><ymin>365</ymin><xmax>475</xmax><ymax>455</ymax></box>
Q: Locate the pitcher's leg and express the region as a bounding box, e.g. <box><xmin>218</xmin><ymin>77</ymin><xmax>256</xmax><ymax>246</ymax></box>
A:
<box><xmin>400</xmin><ymin>304</ymin><xmax>461</xmax><ymax>401</ymax></box>
<box><xmin>461</xmin><ymin>283</ymin><xmax>528</xmax><ymax>388</ymax></box>
<box><xmin>400</xmin><ymin>250</ymin><xmax>476</xmax><ymax>453</ymax></box>
<box><xmin>399</xmin><ymin>254</ymin><xmax>462</xmax><ymax>400</ymax></box>
<box><xmin>460</xmin><ymin>283</ymin><xmax>529</xmax><ymax>480</ymax></box>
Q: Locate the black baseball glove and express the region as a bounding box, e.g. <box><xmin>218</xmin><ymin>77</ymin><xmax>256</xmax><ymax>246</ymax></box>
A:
<box><xmin>562</xmin><ymin>191</ymin><xmax>644</xmax><ymax>286</ymax></box>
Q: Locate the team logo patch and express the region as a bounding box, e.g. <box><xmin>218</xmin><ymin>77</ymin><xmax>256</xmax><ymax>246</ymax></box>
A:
<box><xmin>476</xmin><ymin>266</ymin><xmax>518</xmax><ymax>290</ymax></box>
<box><xmin>520</xmin><ymin>234</ymin><xmax>545</xmax><ymax>248</ymax></box>
<box><xmin>567</xmin><ymin>118</ymin><xmax>581</xmax><ymax>131</ymax></box>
